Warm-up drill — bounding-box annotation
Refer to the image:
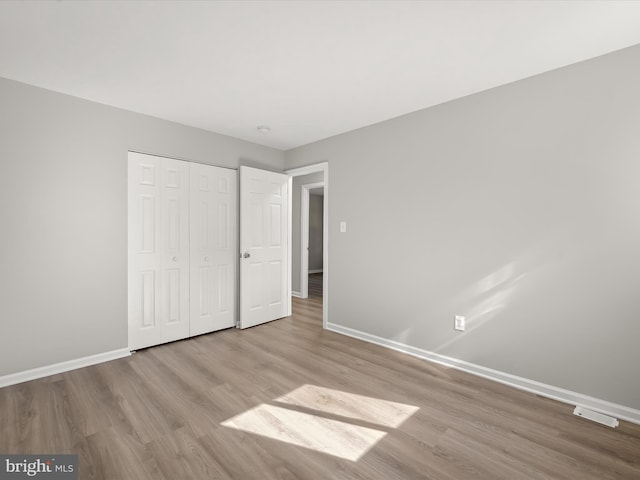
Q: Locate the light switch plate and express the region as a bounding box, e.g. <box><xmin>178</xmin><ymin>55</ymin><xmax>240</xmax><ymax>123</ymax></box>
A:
<box><xmin>340</xmin><ymin>221</ymin><xmax>347</xmax><ymax>233</ymax></box>
<box><xmin>454</xmin><ymin>315</ymin><xmax>466</xmax><ymax>331</ymax></box>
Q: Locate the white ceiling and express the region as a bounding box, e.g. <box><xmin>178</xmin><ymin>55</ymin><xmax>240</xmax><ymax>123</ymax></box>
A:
<box><xmin>2</xmin><ymin>1</ymin><xmax>640</xmax><ymax>151</ymax></box>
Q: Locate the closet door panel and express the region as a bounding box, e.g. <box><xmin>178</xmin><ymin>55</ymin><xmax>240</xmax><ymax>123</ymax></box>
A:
<box><xmin>128</xmin><ymin>153</ymin><xmax>163</xmax><ymax>350</ymax></box>
<box><xmin>190</xmin><ymin>163</ymin><xmax>215</xmax><ymax>336</ymax></box>
<box><xmin>128</xmin><ymin>153</ymin><xmax>190</xmax><ymax>350</ymax></box>
<box><xmin>190</xmin><ymin>163</ymin><xmax>237</xmax><ymax>336</ymax></box>
<box><xmin>160</xmin><ymin>158</ymin><xmax>190</xmax><ymax>342</ymax></box>
<box><xmin>213</xmin><ymin>168</ymin><xmax>237</xmax><ymax>326</ymax></box>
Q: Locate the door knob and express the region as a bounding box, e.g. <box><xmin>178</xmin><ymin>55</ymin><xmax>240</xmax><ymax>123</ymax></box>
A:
<box><xmin>243</xmin><ymin>252</ymin><xmax>251</xmax><ymax>259</ymax></box>
<box><xmin>204</xmin><ymin>256</ymin><xmax>209</xmax><ymax>262</ymax></box>
<box><xmin>172</xmin><ymin>256</ymin><xmax>177</xmax><ymax>262</ymax></box>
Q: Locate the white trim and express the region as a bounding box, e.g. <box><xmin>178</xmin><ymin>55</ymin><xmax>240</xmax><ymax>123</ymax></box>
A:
<box><xmin>286</xmin><ymin>163</ymin><xmax>327</xmax><ymax>177</ymax></box>
<box><xmin>309</xmin><ymin>269</ymin><xmax>323</xmax><ymax>274</ymax></box>
<box><xmin>286</xmin><ymin>175</ymin><xmax>293</xmax><ymax>317</ymax></box>
<box><xmin>300</xmin><ymin>181</ymin><xmax>324</xmax><ymax>299</ymax></box>
<box><xmin>0</xmin><ymin>348</ymin><xmax>131</xmax><ymax>388</ymax></box>
<box><xmin>326</xmin><ymin>323</ymin><xmax>640</xmax><ymax>426</ymax></box>
<box><xmin>300</xmin><ymin>185</ymin><xmax>309</xmax><ymax>299</ymax></box>
<box><xmin>291</xmin><ymin>290</ymin><xmax>302</xmax><ymax>298</ymax></box>
<box><xmin>285</xmin><ymin>162</ymin><xmax>329</xmax><ymax>330</ymax></box>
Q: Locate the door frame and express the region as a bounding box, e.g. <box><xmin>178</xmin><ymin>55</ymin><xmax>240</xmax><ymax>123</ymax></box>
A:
<box><xmin>285</xmin><ymin>162</ymin><xmax>329</xmax><ymax>329</ymax></box>
<box><xmin>300</xmin><ymin>181</ymin><xmax>324</xmax><ymax>299</ymax></box>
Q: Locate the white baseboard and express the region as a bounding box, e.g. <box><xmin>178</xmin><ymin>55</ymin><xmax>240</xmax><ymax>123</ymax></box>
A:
<box><xmin>291</xmin><ymin>291</ymin><xmax>302</xmax><ymax>298</ymax></box>
<box><xmin>309</xmin><ymin>269</ymin><xmax>323</xmax><ymax>274</ymax></box>
<box><xmin>326</xmin><ymin>322</ymin><xmax>640</xmax><ymax>426</ymax></box>
<box><xmin>0</xmin><ymin>348</ymin><xmax>131</xmax><ymax>388</ymax></box>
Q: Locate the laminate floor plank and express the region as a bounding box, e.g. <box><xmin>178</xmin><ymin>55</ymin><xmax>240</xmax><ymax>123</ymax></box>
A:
<box><xmin>197</xmin><ymin>427</ymin><xmax>300</xmax><ymax>480</ymax></box>
<box><xmin>96</xmin><ymin>358</ymin><xmax>183</xmax><ymax>445</ymax></box>
<box><xmin>449</xmin><ymin>420</ymin><xmax>618</xmax><ymax>480</ymax></box>
<box><xmin>1</xmin><ymin>288</ymin><xmax>639</xmax><ymax>479</ymax></box>
<box><xmin>83</xmin><ymin>426</ymin><xmax>162</xmax><ymax>480</ymax></box>
<box><xmin>146</xmin><ymin>425</ymin><xmax>230</xmax><ymax>480</ymax></box>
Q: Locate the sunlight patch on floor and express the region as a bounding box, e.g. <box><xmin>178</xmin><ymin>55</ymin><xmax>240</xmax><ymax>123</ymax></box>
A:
<box><xmin>276</xmin><ymin>384</ymin><xmax>419</xmax><ymax>428</ymax></box>
<box><xmin>221</xmin><ymin>385</ymin><xmax>419</xmax><ymax>461</ymax></box>
<box><xmin>222</xmin><ymin>404</ymin><xmax>386</xmax><ymax>461</ymax></box>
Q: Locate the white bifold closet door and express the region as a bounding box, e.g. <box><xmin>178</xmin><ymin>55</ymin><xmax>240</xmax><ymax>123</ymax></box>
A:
<box><xmin>128</xmin><ymin>153</ymin><xmax>190</xmax><ymax>349</ymax></box>
<box><xmin>189</xmin><ymin>163</ymin><xmax>237</xmax><ymax>336</ymax></box>
<box><xmin>128</xmin><ymin>152</ymin><xmax>237</xmax><ymax>350</ymax></box>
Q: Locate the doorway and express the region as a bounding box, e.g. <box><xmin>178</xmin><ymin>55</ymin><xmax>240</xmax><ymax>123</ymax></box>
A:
<box><xmin>286</xmin><ymin>163</ymin><xmax>329</xmax><ymax>329</ymax></box>
<box><xmin>300</xmin><ymin>182</ymin><xmax>324</xmax><ymax>299</ymax></box>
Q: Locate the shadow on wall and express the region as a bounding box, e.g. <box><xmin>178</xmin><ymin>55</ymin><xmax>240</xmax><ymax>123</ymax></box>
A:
<box><xmin>389</xmin><ymin>230</ymin><xmax>584</xmax><ymax>355</ymax></box>
<box><xmin>433</xmin><ymin>260</ymin><xmax>528</xmax><ymax>353</ymax></box>
<box><xmin>388</xmin><ymin>256</ymin><xmax>531</xmax><ymax>352</ymax></box>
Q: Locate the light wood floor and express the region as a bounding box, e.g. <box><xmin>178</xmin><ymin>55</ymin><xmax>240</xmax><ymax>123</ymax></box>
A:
<box><xmin>1</xmin><ymin>283</ymin><xmax>639</xmax><ymax>479</ymax></box>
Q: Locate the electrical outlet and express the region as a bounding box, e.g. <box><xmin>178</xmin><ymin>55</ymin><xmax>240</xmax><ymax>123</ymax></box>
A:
<box><xmin>454</xmin><ymin>315</ymin><xmax>466</xmax><ymax>331</ymax></box>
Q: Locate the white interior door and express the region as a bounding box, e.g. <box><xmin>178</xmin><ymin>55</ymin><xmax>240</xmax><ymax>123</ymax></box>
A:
<box><xmin>239</xmin><ymin>166</ymin><xmax>290</xmax><ymax>329</ymax></box>
<box><xmin>128</xmin><ymin>152</ymin><xmax>190</xmax><ymax>350</ymax></box>
<box><xmin>189</xmin><ymin>163</ymin><xmax>237</xmax><ymax>336</ymax></box>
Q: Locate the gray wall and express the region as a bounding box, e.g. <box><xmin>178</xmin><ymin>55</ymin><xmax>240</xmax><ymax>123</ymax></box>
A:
<box><xmin>291</xmin><ymin>172</ymin><xmax>324</xmax><ymax>293</ymax></box>
<box><xmin>0</xmin><ymin>77</ymin><xmax>285</xmax><ymax>377</ymax></box>
<box><xmin>309</xmin><ymin>193</ymin><xmax>324</xmax><ymax>271</ymax></box>
<box><xmin>286</xmin><ymin>45</ymin><xmax>640</xmax><ymax>410</ymax></box>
